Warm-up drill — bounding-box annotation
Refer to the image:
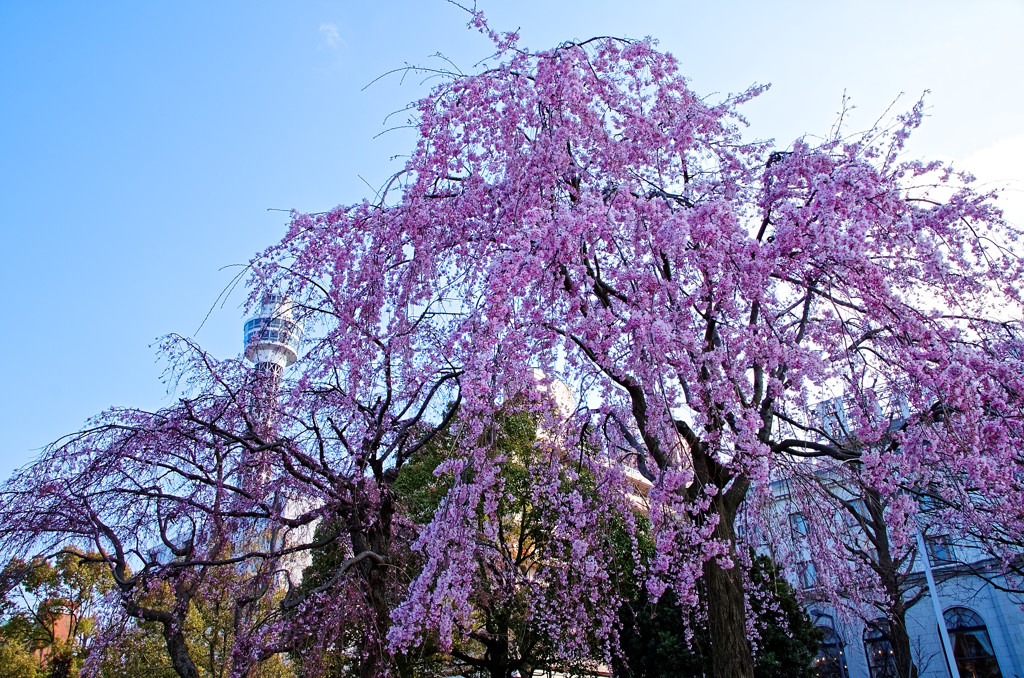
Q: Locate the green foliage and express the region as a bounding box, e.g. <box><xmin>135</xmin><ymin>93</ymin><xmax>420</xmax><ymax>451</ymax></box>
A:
<box><xmin>392</xmin><ymin>408</ymin><xmax>608</xmax><ymax>676</ymax></box>
<box><xmin>0</xmin><ymin>551</ymin><xmax>111</xmax><ymax>678</ymax></box>
<box><xmin>391</xmin><ymin>443</ymin><xmax>454</xmax><ymax>526</ymax></box>
<box><xmin>615</xmin><ymin>587</ymin><xmax>708</xmax><ymax>678</ymax></box>
<box><xmin>394</xmin><ymin>409</ymin><xmax>539</xmax><ymax>526</ymax></box>
<box><xmin>747</xmin><ymin>556</ymin><xmax>822</xmax><ymax>678</ymax></box>
<box><xmin>75</xmin><ymin>557</ymin><xmax>295</xmax><ymax>678</ymax></box>
<box><xmin>95</xmin><ymin>622</ymin><xmax>179</xmax><ymax>678</ymax></box>
<box><xmin>97</xmin><ymin>614</ymin><xmax>296</xmax><ymax>678</ymax></box>
<box><xmin>0</xmin><ymin>639</ymin><xmax>40</xmax><ymax>678</ymax></box>
<box><xmin>616</xmin><ymin>555</ymin><xmax>821</xmax><ymax>678</ymax></box>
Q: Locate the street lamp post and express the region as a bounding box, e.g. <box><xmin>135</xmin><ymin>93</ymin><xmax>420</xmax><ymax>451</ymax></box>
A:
<box><xmin>914</xmin><ymin>525</ymin><xmax>960</xmax><ymax>678</ymax></box>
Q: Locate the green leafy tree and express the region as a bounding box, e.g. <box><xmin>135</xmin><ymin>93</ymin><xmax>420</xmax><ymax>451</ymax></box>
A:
<box><xmin>95</xmin><ymin>620</ymin><xmax>179</xmax><ymax>678</ymax></box>
<box><xmin>0</xmin><ymin>551</ymin><xmax>111</xmax><ymax>678</ymax></box>
<box><xmin>0</xmin><ymin>640</ymin><xmax>40</xmax><ymax>678</ymax></box>
<box><xmin>746</xmin><ymin>557</ymin><xmax>821</xmax><ymax>678</ymax></box>
<box><xmin>392</xmin><ymin>408</ymin><xmax>630</xmax><ymax>678</ymax></box>
<box><xmin>87</xmin><ymin>559</ymin><xmax>295</xmax><ymax>678</ymax></box>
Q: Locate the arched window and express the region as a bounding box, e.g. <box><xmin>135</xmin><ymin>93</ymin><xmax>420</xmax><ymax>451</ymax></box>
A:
<box><xmin>863</xmin><ymin>621</ymin><xmax>898</xmax><ymax>678</ymax></box>
<box><xmin>943</xmin><ymin>607</ymin><xmax>1003</xmax><ymax>678</ymax></box>
<box><xmin>814</xmin><ymin>620</ymin><xmax>848</xmax><ymax>678</ymax></box>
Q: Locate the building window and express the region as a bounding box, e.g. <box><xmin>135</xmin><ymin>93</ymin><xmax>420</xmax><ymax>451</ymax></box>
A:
<box><xmin>798</xmin><ymin>560</ymin><xmax>818</xmax><ymax>589</ymax></box>
<box><xmin>814</xmin><ymin>620</ymin><xmax>848</xmax><ymax>678</ymax></box>
<box><xmin>790</xmin><ymin>512</ymin><xmax>809</xmax><ymax>537</ymax></box>
<box><xmin>863</xmin><ymin>621</ymin><xmax>898</xmax><ymax>678</ymax></box>
<box><xmin>925</xmin><ymin>535</ymin><xmax>953</xmax><ymax>566</ymax></box>
<box><xmin>943</xmin><ymin>607</ymin><xmax>1003</xmax><ymax>678</ymax></box>
<box><xmin>815</xmin><ymin>397</ymin><xmax>849</xmax><ymax>440</ymax></box>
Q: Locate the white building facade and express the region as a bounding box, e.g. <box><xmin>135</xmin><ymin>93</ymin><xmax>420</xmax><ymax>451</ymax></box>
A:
<box><xmin>765</xmin><ymin>395</ymin><xmax>1024</xmax><ymax>678</ymax></box>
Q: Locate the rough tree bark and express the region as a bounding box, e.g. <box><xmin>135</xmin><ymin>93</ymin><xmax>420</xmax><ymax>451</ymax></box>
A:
<box><xmin>703</xmin><ymin>496</ymin><xmax>754</xmax><ymax>678</ymax></box>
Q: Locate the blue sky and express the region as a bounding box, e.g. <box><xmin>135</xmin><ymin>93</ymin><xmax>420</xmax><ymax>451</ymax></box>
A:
<box><xmin>1</xmin><ymin>0</ymin><xmax>1022</xmax><ymax>478</ymax></box>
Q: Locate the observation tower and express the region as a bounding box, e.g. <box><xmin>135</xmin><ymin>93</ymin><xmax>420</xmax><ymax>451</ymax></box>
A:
<box><xmin>243</xmin><ymin>293</ymin><xmax>303</xmax><ymax>378</ymax></box>
<box><xmin>241</xmin><ymin>294</ymin><xmax>314</xmax><ymax>581</ymax></box>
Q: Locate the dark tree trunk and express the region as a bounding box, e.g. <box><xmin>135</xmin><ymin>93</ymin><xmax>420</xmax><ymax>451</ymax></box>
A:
<box><xmin>690</xmin><ymin>445</ymin><xmax>754</xmax><ymax>678</ymax></box>
<box><xmin>868</xmin><ymin>488</ymin><xmax>918</xmax><ymax>678</ymax></box>
<box><xmin>703</xmin><ymin>511</ymin><xmax>755</xmax><ymax>678</ymax></box>
<box><xmin>486</xmin><ymin>615</ymin><xmax>511</xmax><ymax>678</ymax></box>
<box><xmin>890</xmin><ymin>611</ymin><xmax>919</xmax><ymax>678</ymax></box>
<box><xmin>359</xmin><ymin>563</ymin><xmax>392</xmax><ymax>678</ymax></box>
<box><xmin>355</xmin><ymin>488</ymin><xmax>398</xmax><ymax>678</ymax></box>
<box><xmin>46</xmin><ymin>652</ymin><xmax>73</xmax><ymax>678</ymax></box>
<box><xmin>124</xmin><ymin>594</ymin><xmax>201</xmax><ymax>678</ymax></box>
<box><xmin>704</xmin><ymin>557</ymin><xmax>753</xmax><ymax>678</ymax></box>
<box><xmin>163</xmin><ymin>623</ymin><xmax>201</xmax><ymax>678</ymax></box>
<box><xmin>881</xmin><ymin>578</ymin><xmax>918</xmax><ymax>678</ymax></box>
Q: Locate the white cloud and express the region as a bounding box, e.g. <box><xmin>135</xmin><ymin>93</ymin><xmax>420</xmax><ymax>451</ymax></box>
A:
<box><xmin>961</xmin><ymin>135</ymin><xmax>1024</xmax><ymax>229</ymax></box>
<box><xmin>319</xmin><ymin>22</ymin><xmax>341</xmax><ymax>49</ymax></box>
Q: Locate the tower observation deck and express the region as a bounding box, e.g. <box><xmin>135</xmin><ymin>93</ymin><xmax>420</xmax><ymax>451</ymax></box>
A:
<box><xmin>243</xmin><ymin>294</ymin><xmax>302</xmax><ymax>377</ymax></box>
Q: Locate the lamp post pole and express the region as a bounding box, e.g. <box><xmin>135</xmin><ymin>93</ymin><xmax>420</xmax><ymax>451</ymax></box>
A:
<box><xmin>914</xmin><ymin>526</ymin><xmax>960</xmax><ymax>678</ymax></box>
